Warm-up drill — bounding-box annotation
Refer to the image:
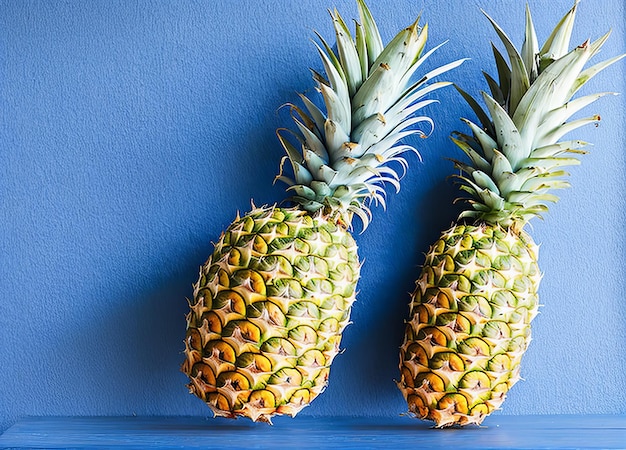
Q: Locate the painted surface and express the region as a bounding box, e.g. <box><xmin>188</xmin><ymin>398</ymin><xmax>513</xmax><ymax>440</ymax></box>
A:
<box><xmin>2</xmin><ymin>415</ymin><xmax>626</xmax><ymax>448</ymax></box>
<box><xmin>1</xmin><ymin>0</ymin><xmax>624</xmax><ymax>432</ymax></box>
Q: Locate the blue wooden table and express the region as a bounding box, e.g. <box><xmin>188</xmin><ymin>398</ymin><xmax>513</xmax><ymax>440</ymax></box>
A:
<box><xmin>1</xmin><ymin>415</ymin><xmax>624</xmax><ymax>449</ymax></box>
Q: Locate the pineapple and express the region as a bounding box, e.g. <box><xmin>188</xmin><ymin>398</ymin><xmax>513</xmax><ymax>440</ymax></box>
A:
<box><xmin>182</xmin><ymin>0</ymin><xmax>463</xmax><ymax>423</ymax></box>
<box><xmin>398</xmin><ymin>2</ymin><xmax>625</xmax><ymax>428</ymax></box>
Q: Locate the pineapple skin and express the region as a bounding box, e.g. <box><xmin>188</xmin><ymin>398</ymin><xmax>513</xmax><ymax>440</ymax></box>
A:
<box><xmin>182</xmin><ymin>205</ymin><xmax>360</xmax><ymax>423</ymax></box>
<box><xmin>398</xmin><ymin>223</ymin><xmax>541</xmax><ymax>427</ymax></box>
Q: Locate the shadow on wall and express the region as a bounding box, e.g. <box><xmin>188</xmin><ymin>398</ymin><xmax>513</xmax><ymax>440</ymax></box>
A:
<box><xmin>47</xmin><ymin>253</ymin><xmax>203</xmax><ymax>416</ymax></box>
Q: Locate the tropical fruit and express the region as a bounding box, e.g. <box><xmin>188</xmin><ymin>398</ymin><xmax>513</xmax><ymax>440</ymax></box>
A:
<box><xmin>182</xmin><ymin>0</ymin><xmax>463</xmax><ymax>423</ymax></box>
<box><xmin>398</xmin><ymin>2</ymin><xmax>624</xmax><ymax>427</ymax></box>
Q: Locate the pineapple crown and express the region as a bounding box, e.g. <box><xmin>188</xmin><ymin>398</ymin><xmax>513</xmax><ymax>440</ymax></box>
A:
<box><xmin>275</xmin><ymin>0</ymin><xmax>465</xmax><ymax>229</ymax></box>
<box><xmin>451</xmin><ymin>1</ymin><xmax>625</xmax><ymax>231</ymax></box>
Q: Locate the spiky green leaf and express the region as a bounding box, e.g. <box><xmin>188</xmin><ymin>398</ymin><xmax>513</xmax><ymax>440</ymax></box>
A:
<box><xmin>521</xmin><ymin>4</ymin><xmax>539</xmax><ymax>82</ymax></box>
<box><xmin>483</xmin><ymin>93</ymin><xmax>526</xmax><ymax>171</ymax></box>
<box><xmin>331</xmin><ymin>9</ymin><xmax>362</xmax><ymax>96</ymax></box>
<box><xmin>483</xmin><ymin>9</ymin><xmax>530</xmax><ymax>114</ymax></box>
<box><xmin>356</xmin><ymin>0</ymin><xmax>383</xmax><ymax>69</ymax></box>
<box><xmin>538</xmin><ymin>0</ymin><xmax>578</xmax><ymax>68</ymax></box>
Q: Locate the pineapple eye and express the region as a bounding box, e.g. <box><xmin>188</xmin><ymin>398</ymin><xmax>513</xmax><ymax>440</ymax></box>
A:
<box><xmin>249</xmin><ymin>389</ymin><xmax>276</xmax><ymax>408</ymax></box>
<box><xmin>414</xmin><ymin>372</ymin><xmax>446</xmax><ymax>393</ymax></box>
<box><xmin>217</xmin><ymin>372</ymin><xmax>251</xmax><ymax>391</ymax></box>
<box><xmin>438</xmin><ymin>393</ymin><xmax>470</xmax><ymax>414</ymax></box>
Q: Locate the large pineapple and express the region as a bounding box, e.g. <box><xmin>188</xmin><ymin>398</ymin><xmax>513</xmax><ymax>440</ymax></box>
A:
<box><xmin>182</xmin><ymin>1</ymin><xmax>463</xmax><ymax>423</ymax></box>
<box><xmin>398</xmin><ymin>2</ymin><xmax>624</xmax><ymax>427</ymax></box>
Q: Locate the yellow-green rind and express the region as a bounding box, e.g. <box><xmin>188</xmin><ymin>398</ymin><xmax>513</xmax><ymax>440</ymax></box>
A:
<box><xmin>398</xmin><ymin>224</ymin><xmax>540</xmax><ymax>427</ymax></box>
<box><xmin>182</xmin><ymin>206</ymin><xmax>360</xmax><ymax>423</ymax></box>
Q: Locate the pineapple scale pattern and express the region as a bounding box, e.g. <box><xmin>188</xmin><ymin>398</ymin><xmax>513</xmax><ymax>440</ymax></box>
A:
<box><xmin>182</xmin><ymin>206</ymin><xmax>360</xmax><ymax>423</ymax></box>
<box><xmin>398</xmin><ymin>224</ymin><xmax>541</xmax><ymax>427</ymax></box>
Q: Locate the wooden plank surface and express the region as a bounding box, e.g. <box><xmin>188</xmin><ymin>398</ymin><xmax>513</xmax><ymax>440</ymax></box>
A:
<box><xmin>1</xmin><ymin>415</ymin><xmax>625</xmax><ymax>449</ymax></box>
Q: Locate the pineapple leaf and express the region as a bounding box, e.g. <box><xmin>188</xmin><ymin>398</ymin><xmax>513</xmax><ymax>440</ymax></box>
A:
<box><xmin>397</xmin><ymin>41</ymin><xmax>462</xmax><ymax>93</ymax></box>
<box><xmin>520</xmin><ymin>177</ymin><xmax>571</xmax><ymax>192</ymax></box>
<box><xmin>460</xmin><ymin>118</ymin><xmax>498</xmax><ymax>163</ymax></box>
<box><xmin>303</xmin><ymin>147</ymin><xmax>329</xmax><ymax>176</ymax></box>
<box><xmin>451</xmin><ymin>131</ymin><xmax>483</xmax><ymax>154</ymax></box>
<box><xmin>538</xmin><ymin>0</ymin><xmax>578</xmax><ymax>68</ymax></box>
<box><xmin>569</xmin><ymin>43</ymin><xmax>626</xmax><ymax>97</ymax></box>
<box><xmin>324</xmin><ymin>117</ymin><xmax>351</xmax><ymax>156</ymax></box>
<box><xmin>330</xmin><ymin>8</ymin><xmax>363</xmax><ymax>96</ymax></box>
<box><xmin>483</xmin><ymin>71</ymin><xmax>506</xmax><ymax>107</ymax></box>
<box><xmin>477</xmin><ymin>186</ymin><xmax>506</xmax><ymax>210</ymax></box>
<box><xmin>276</xmin><ymin>130</ymin><xmax>314</xmax><ymax>185</ymax></box>
<box><xmin>352</xmin><ymin>19</ymin><xmax>432</xmax><ymax>122</ymax></box>
<box><xmin>318</xmin><ymin>164</ymin><xmax>340</xmax><ymax>186</ymax></box>
<box><xmin>455</xmin><ymin>85</ymin><xmax>495</xmax><ymax>137</ymax></box>
<box><xmin>291</xmin><ymin>196</ymin><xmax>325</xmax><ymax>213</ymax></box>
<box><xmin>381</xmin><ymin>145</ymin><xmax>422</xmax><ymax>165</ymax></box>
<box><xmin>521</xmin><ymin>204</ymin><xmax>549</xmax><ymax>216</ymax></box>
<box><xmin>354</xmin><ymin>21</ymin><xmax>369</xmax><ymax>81</ymax></box>
<box><xmin>298</xmin><ymin>93</ymin><xmax>327</xmax><ymax>139</ymax></box>
<box><xmin>482</xmin><ymin>9</ymin><xmax>530</xmax><ymax>114</ymax></box>
<box><xmin>534</xmin><ymin>114</ymin><xmax>601</xmax><ymax>147</ymax></box>
<box><xmin>548</xmin><ymin>92</ymin><xmax>612</xmax><ymax>126</ymax></box>
<box><xmin>383</xmin><ymin>113</ymin><xmax>435</xmax><ymax>140</ymax></box>
<box><xmin>498</xmin><ymin>172</ymin><xmax>526</xmax><ymax>197</ymax></box>
<box><xmin>351</xmin><ymin>112</ymin><xmax>386</xmax><ymax>148</ymax></box>
<box><xmin>349</xmin><ymin>203</ymin><xmax>372</xmax><ymax>230</ymax></box>
<box><xmin>482</xmin><ymin>93</ymin><xmax>526</xmax><ymax>171</ymax></box>
<box><xmin>286</xmin><ymin>184</ymin><xmax>317</xmax><ymax>199</ymax></box>
<box><xmin>450</xmin><ymin>136</ymin><xmax>491</xmax><ymax>173</ymax></box>
<box><xmin>532</xmin><ymin>93</ymin><xmax>613</xmax><ymax>148</ymax></box>
<box><xmin>510</xmin><ymin>166</ymin><xmax>542</xmax><ymax>185</ymax></box>
<box><xmin>274</xmin><ymin>172</ymin><xmax>295</xmax><ymax>188</ymax></box>
<box><xmin>311</xmin><ymin>180</ymin><xmax>333</xmax><ymax>198</ymax></box>
<box><xmin>356</xmin><ymin>0</ymin><xmax>384</xmax><ymax>69</ymax></box>
<box><xmin>285</xmin><ymin>102</ymin><xmax>318</xmax><ymax>137</ymax></box>
<box><xmin>521</xmin><ymin>3</ymin><xmax>539</xmax><ymax>82</ymax></box>
<box><xmin>457</xmin><ymin>208</ymin><xmax>481</xmax><ymax>219</ymax></box>
<box><xmin>318</xmin><ymin>82</ymin><xmax>351</xmax><ymax>134</ymax></box>
<box><xmin>405</xmin><ymin>55</ymin><xmax>467</xmax><ymax>93</ymax></box>
<box><xmin>370</xmin><ymin>19</ymin><xmax>425</xmax><ymax>86</ymax></box>
<box><xmin>277</xmin><ymin>129</ymin><xmax>303</xmax><ymax>162</ymax></box>
<box><xmin>312</xmin><ymin>33</ymin><xmax>346</xmax><ymax>85</ymax></box>
<box><xmin>491</xmin><ymin>44</ymin><xmax>511</xmax><ymax>106</ymax></box>
<box><xmin>522</xmin><ymin>157</ymin><xmax>582</xmax><ymax>171</ymax></box>
<box><xmin>352</xmin><ymin>61</ymin><xmax>394</xmax><ymax>126</ymax></box>
<box><xmin>390</xmin><ymin>98</ymin><xmax>439</xmax><ymax>128</ymax></box>
<box><xmin>355</xmin><ymin>98</ymin><xmax>436</xmax><ymax>154</ymax></box>
<box><xmin>512</xmin><ymin>42</ymin><xmax>591</xmax><ymax>152</ymax></box>
<box><xmin>313</xmin><ymin>41</ymin><xmax>351</xmax><ymax>113</ymax></box>
<box><xmin>471</xmin><ymin>170</ymin><xmax>501</xmax><ymax>194</ymax></box>
<box><xmin>585</xmin><ymin>28</ymin><xmax>613</xmax><ymax>58</ymax></box>
<box><xmin>491</xmin><ymin>149</ymin><xmax>514</xmax><ymax>183</ymax></box>
<box><xmin>508</xmin><ymin>191</ymin><xmax>558</xmax><ymax>205</ymax></box>
<box><xmin>366</xmin><ymin>116</ymin><xmax>433</xmax><ymax>157</ymax></box>
<box><xmin>293</xmin><ymin>116</ymin><xmax>330</xmax><ymax>161</ymax></box>
<box><xmin>389</xmin><ymin>81</ymin><xmax>453</xmax><ymax>121</ymax></box>
<box><xmin>530</xmin><ymin>140</ymin><xmax>589</xmax><ymax>159</ymax></box>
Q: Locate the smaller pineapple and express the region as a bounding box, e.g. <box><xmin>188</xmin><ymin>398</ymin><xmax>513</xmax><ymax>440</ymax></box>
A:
<box><xmin>183</xmin><ymin>0</ymin><xmax>464</xmax><ymax>423</ymax></box>
<box><xmin>398</xmin><ymin>1</ymin><xmax>624</xmax><ymax>427</ymax></box>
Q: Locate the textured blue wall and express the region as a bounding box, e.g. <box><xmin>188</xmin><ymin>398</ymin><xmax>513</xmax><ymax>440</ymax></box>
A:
<box><xmin>1</xmin><ymin>0</ymin><xmax>624</xmax><ymax>432</ymax></box>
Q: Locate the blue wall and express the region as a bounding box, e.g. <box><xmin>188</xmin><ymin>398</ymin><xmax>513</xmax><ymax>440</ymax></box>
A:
<box><xmin>1</xmin><ymin>0</ymin><xmax>624</xmax><ymax>432</ymax></box>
